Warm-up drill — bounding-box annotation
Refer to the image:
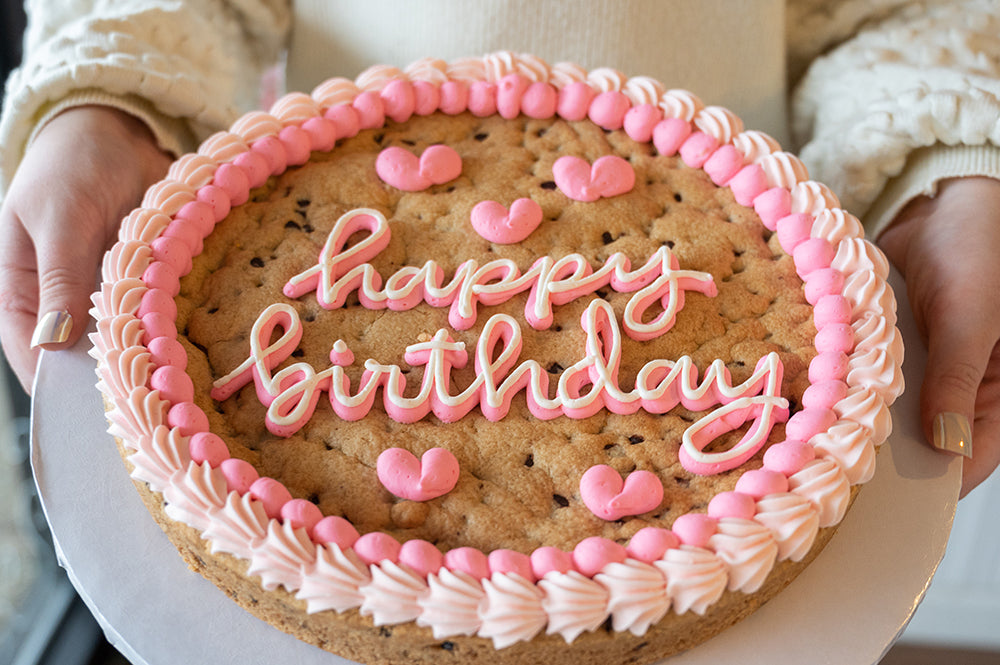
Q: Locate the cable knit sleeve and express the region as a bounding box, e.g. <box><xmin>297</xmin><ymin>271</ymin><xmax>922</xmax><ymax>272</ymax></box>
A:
<box><xmin>0</xmin><ymin>0</ymin><xmax>291</xmax><ymax>197</ymax></box>
<box><xmin>790</xmin><ymin>0</ymin><xmax>1000</xmax><ymax>235</ymax></box>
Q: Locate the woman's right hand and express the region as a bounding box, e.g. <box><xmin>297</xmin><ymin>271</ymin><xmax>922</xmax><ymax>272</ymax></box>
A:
<box><xmin>0</xmin><ymin>105</ymin><xmax>172</xmax><ymax>393</ymax></box>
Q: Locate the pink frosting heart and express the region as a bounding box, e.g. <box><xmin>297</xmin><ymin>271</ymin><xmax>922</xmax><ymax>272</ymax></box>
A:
<box><xmin>469</xmin><ymin>198</ymin><xmax>543</xmax><ymax>243</ymax></box>
<box><xmin>552</xmin><ymin>155</ymin><xmax>635</xmax><ymax>202</ymax></box>
<box><xmin>579</xmin><ymin>464</ymin><xmax>663</xmax><ymax>521</ymax></box>
<box><xmin>376</xmin><ymin>447</ymin><xmax>460</xmax><ymax>501</ymax></box>
<box><xmin>375</xmin><ymin>144</ymin><xmax>462</xmax><ymax>192</ymax></box>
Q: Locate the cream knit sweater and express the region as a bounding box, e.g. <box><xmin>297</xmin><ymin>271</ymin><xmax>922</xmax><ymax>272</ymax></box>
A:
<box><xmin>3</xmin><ymin>0</ymin><xmax>1000</xmax><ymax>234</ymax></box>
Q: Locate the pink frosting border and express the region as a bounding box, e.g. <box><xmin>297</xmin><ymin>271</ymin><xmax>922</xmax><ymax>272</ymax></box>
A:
<box><xmin>90</xmin><ymin>52</ymin><xmax>904</xmax><ymax>648</ymax></box>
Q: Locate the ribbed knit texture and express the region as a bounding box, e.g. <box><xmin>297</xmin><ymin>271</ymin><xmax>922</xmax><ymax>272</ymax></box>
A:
<box><xmin>3</xmin><ymin>0</ymin><xmax>1000</xmax><ymax>233</ymax></box>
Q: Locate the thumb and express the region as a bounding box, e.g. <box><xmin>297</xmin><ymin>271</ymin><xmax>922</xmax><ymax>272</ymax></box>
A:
<box><xmin>920</xmin><ymin>311</ymin><xmax>988</xmax><ymax>462</ymax></box>
<box><xmin>30</xmin><ymin>229</ymin><xmax>102</xmax><ymax>352</ymax></box>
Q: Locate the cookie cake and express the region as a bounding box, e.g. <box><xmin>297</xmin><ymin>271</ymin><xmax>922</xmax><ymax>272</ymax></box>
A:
<box><xmin>90</xmin><ymin>52</ymin><xmax>904</xmax><ymax>664</ymax></box>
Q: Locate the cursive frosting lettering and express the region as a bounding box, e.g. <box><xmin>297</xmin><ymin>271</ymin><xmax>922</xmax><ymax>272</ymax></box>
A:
<box><xmin>212</xmin><ymin>299</ymin><xmax>787</xmax><ymax>474</ymax></box>
<box><xmin>282</xmin><ymin>208</ymin><xmax>717</xmax><ymax>340</ymax></box>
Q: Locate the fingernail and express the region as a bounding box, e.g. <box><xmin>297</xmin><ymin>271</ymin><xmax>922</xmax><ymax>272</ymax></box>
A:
<box><xmin>30</xmin><ymin>310</ymin><xmax>73</xmax><ymax>348</ymax></box>
<box><xmin>932</xmin><ymin>412</ymin><xmax>973</xmax><ymax>458</ymax></box>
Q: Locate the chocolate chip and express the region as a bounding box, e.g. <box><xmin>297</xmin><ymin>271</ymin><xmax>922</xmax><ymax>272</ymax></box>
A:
<box><xmin>474</xmin><ymin>132</ymin><xmax>489</xmax><ymax>141</ymax></box>
<box><xmin>547</xmin><ymin>362</ymin><xmax>564</xmax><ymax>374</ymax></box>
<box><xmin>553</xmin><ymin>494</ymin><xmax>569</xmax><ymax>507</ymax></box>
<box><xmin>540</xmin><ymin>180</ymin><xmax>557</xmax><ymax>190</ymax></box>
<box><xmin>601</xmin><ymin>231</ymin><xmax>613</xmax><ymax>244</ymax></box>
<box><xmin>441</xmin><ymin>641</ymin><xmax>455</xmax><ymax>651</ymax></box>
<box><xmin>250</xmin><ymin>257</ymin><xmax>265</xmax><ymax>268</ymax></box>
<box><xmin>296</xmin><ymin>198</ymin><xmax>311</xmax><ymax>207</ymax></box>
<box><xmin>524</xmin><ymin>454</ymin><xmax>534</xmax><ymax>468</ymax></box>
<box><xmin>628</xmin><ymin>435</ymin><xmax>645</xmax><ymax>445</ymax></box>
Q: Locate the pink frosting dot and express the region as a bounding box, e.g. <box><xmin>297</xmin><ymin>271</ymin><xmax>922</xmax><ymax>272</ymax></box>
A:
<box><xmin>707</xmin><ymin>491</ymin><xmax>756</xmax><ymax>520</ymax></box>
<box><xmin>324</xmin><ymin>104</ymin><xmax>361</xmax><ymax>139</ymax></box>
<box><xmin>150</xmin><ymin>364</ymin><xmax>194</xmax><ymax>405</ymax></box>
<box><xmin>802</xmin><ymin>379</ymin><xmax>848</xmax><ymax>410</ymax></box>
<box><xmin>753</xmin><ymin>187</ymin><xmax>791</xmax><ymax>230</ymax></box>
<box><xmin>280</xmin><ymin>498</ymin><xmax>323</xmax><ymax>535</ymax></box>
<box><xmin>626</xmin><ymin>527</ymin><xmax>680</xmax><ymax>563</ymax></box>
<box><xmin>652</xmin><ymin>117</ymin><xmax>692</xmax><ymax>156</ymax></box>
<box><xmin>139</xmin><ymin>269</ymin><xmax>179</xmax><ymax>304</ymax></box>
<box><xmin>728</xmin><ymin>164</ymin><xmax>768</xmax><ymax>206</ymax></box>
<box><xmin>815</xmin><ymin>322</ymin><xmax>856</xmax><ymax>354</ymax></box>
<box><xmin>251</xmin><ymin>135</ymin><xmax>288</xmax><ymax>176</ymax></box>
<box><xmin>249</xmin><ymin>476</ymin><xmax>293</xmax><ymax>520</ymax></box>
<box><xmin>219</xmin><ymin>458</ymin><xmax>258</xmax><ymax>494</ymax></box>
<box><xmin>138</xmin><ymin>288</ymin><xmax>177</xmax><ymax>320</ymax></box>
<box><xmin>167</xmin><ymin>401</ymin><xmax>209</xmax><ymax>437</ymax></box>
<box><xmin>671</xmin><ymin>513</ymin><xmax>717</xmax><ymax>548</ymax></box>
<box><xmin>530</xmin><ymin>546</ymin><xmax>576</xmax><ymax>578</ymax></box>
<box><xmin>398</xmin><ymin>539</ymin><xmax>445</xmax><ymax>577</ymax></box>
<box><xmin>150</xmin><ymin>236</ymin><xmax>193</xmax><ymax>277</ymax></box>
<box><xmin>353</xmin><ymin>532</ymin><xmax>401</xmax><ymax>566</ymax></box>
<box><xmin>736</xmin><ymin>469</ymin><xmax>790</xmax><ymax>498</ymax></box>
<box><xmin>803</xmin><ymin>268</ymin><xmax>845</xmax><ymax>305</ymax></box>
<box><xmin>813</xmin><ymin>295</ymin><xmax>852</xmax><ymax>328</ymax></box>
<box><xmin>443</xmin><ymin>547</ymin><xmax>490</xmax><ymax>580</ymax></box>
<box><xmin>785</xmin><ymin>408</ymin><xmax>837</xmax><ymax>442</ymax></box>
<box><xmin>175</xmin><ymin>200</ymin><xmax>216</xmax><ymax>238</ymax></box>
<box><xmin>521</xmin><ymin>81</ymin><xmax>558</xmax><ymax>119</ymax></box>
<box><xmin>147</xmin><ymin>336</ymin><xmax>187</xmax><ymax>370</ymax></box>
<box><xmin>488</xmin><ymin>549</ymin><xmax>535</xmax><ymax>582</ymax></box>
<box><xmin>162</xmin><ymin>218</ymin><xmax>203</xmax><ymax>255</ymax></box>
<box><xmin>380</xmin><ymin>79</ymin><xmax>415</xmax><ymax>123</ymax></box>
<box><xmin>439</xmin><ymin>81</ymin><xmax>469</xmax><ymax>115</ymax></box>
<box><xmin>763</xmin><ymin>440</ymin><xmax>815</xmax><ymax>475</ymax></box>
<box><xmin>573</xmin><ymin>537</ymin><xmax>627</xmax><ymax>577</ymax></box>
<box><xmin>679</xmin><ymin>131</ymin><xmax>719</xmax><ymax>169</ymax></box>
<box><xmin>809</xmin><ymin>351</ymin><xmax>850</xmax><ymax>383</ymax></box>
<box><xmin>412</xmin><ymin>81</ymin><xmax>440</xmax><ymax>116</ymax></box>
<box><xmin>234</xmin><ymin>150</ymin><xmax>270</xmax><ymax>188</ymax></box>
<box><xmin>197</xmin><ymin>184</ymin><xmax>232</xmax><ymax>222</ymax></box>
<box><xmin>793</xmin><ymin>237</ymin><xmax>836</xmax><ymax>279</ymax></box>
<box><xmin>557</xmin><ymin>81</ymin><xmax>595</xmax><ymax>121</ymax></box>
<box><xmin>468</xmin><ymin>81</ymin><xmax>498</xmax><ymax>117</ymax></box>
<box><xmin>140</xmin><ymin>312</ymin><xmax>176</xmax><ymax>345</ymax></box>
<box><xmin>588</xmin><ymin>90</ymin><xmax>630</xmax><ymax>130</ymax></box>
<box><xmin>623</xmin><ymin>104</ymin><xmax>663</xmax><ymax>143</ymax></box>
<box><xmin>279</xmin><ymin>125</ymin><xmax>311</xmax><ymax>166</ymax></box>
<box><xmin>302</xmin><ymin>116</ymin><xmax>337</xmax><ymax>153</ymax></box>
<box><xmin>188</xmin><ymin>431</ymin><xmax>228</xmax><ymax>467</ymax></box>
<box><xmin>213</xmin><ymin>163</ymin><xmax>250</xmax><ymax>206</ymax></box>
<box><xmin>313</xmin><ymin>516</ymin><xmax>360</xmax><ymax>549</ymax></box>
<box><xmin>496</xmin><ymin>74</ymin><xmax>529</xmax><ymax>119</ymax></box>
<box><xmin>775</xmin><ymin>213</ymin><xmax>814</xmax><ymax>253</ymax></box>
<box><xmin>703</xmin><ymin>144</ymin><xmax>744</xmax><ymax>186</ymax></box>
<box><xmin>352</xmin><ymin>91</ymin><xmax>385</xmax><ymax>129</ymax></box>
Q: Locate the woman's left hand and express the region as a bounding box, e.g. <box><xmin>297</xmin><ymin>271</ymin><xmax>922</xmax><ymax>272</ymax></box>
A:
<box><xmin>878</xmin><ymin>176</ymin><xmax>1000</xmax><ymax>498</ymax></box>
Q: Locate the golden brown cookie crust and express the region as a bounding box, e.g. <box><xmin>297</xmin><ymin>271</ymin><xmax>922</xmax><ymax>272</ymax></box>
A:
<box><xmin>176</xmin><ymin>112</ymin><xmax>815</xmax><ymax>555</ymax></box>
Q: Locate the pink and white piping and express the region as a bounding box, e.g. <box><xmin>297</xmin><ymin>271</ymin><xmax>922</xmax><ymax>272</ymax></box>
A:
<box><xmin>90</xmin><ymin>52</ymin><xmax>904</xmax><ymax>647</ymax></box>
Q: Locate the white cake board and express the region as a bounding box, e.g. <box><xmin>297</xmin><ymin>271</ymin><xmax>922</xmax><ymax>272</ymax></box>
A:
<box><xmin>31</xmin><ymin>269</ymin><xmax>961</xmax><ymax>665</ymax></box>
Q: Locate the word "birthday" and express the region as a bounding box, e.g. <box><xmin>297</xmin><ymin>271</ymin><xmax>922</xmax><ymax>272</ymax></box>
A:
<box><xmin>211</xmin><ymin>298</ymin><xmax>788</xmax><ymax>475</ymax></box>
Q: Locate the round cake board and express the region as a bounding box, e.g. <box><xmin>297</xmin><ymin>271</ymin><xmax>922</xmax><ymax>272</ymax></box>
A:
<box><xmin>30</xmin><ymin>268</ymin><xmax>960</xmax><ymax>665</ymax></box>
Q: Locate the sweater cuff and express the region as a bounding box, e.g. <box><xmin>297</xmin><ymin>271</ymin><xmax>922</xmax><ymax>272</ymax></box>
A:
<box><xmin>28</xmin><ymin>89</ymin><xmax>199</xmax><ymax>161</ymax></box>
<box><xmin>863</xmin><ymin>143</ymin><xmax>1000</xmax><ymax>238</ymax></box>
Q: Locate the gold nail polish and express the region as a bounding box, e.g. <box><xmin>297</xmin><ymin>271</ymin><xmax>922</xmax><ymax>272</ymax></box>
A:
<box><xmin>30</xmin><ymin>310</ymin><xmax>73</xmax><ymax>348</ymax></box>
<box><xmin>932</xmin><ymin>412</ymin><xmax>973</xmax><ymax>458</ymax></box>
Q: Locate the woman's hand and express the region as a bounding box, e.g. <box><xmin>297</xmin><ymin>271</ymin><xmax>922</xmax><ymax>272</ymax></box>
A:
<box><xmin>878</xmin><ymin>176</ymin><xmax>1000</xmax><ymax>498</ymax></box>
<box><xmin>0</xmin><ymin>106</ymin><xmax>172</xmax><ymax>392</ymax></box>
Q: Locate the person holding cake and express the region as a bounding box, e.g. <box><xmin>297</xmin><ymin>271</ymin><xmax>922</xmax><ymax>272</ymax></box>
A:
<box><xmin>0</xmin><ymin>2</ymin><xmax>996</xmax><ymax>662</ymax></box>
<box><xmin>1</xmin><ymin>1</ymin><xmax>995</xmax><ymax>499</ymax></box>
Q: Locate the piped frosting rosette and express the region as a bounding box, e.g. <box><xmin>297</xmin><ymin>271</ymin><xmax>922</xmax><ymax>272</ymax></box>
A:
<box><xmin>90</xmin><ymin>52</ymin><xmax>904</xmax><ymax>648</ymax></box>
